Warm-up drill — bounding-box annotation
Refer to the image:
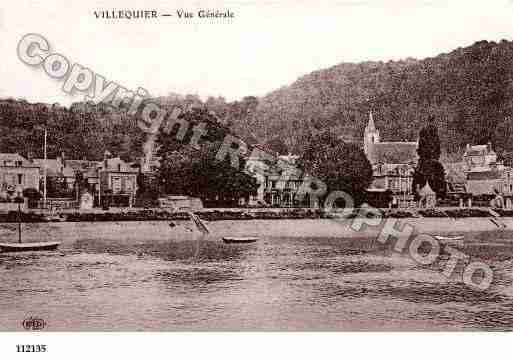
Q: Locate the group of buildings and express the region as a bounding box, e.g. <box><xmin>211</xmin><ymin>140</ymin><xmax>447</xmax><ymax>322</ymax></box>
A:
<box><xmin>2</xmin><ymin>111</ymin><xmax>513</xmax><ymax>210</ymax></box>
<box><xmin>246</xmin><ymin>112</ymin><xmax>513</xmax><ymax>209</ymax></box>
<box><xmin>0</xmin><ymin>152</ymin><xmax>138</xmax><ymax>209</ymax></box>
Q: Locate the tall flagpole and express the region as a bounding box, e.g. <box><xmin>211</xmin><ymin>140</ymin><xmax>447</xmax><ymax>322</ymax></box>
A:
<box><xmin>43</xmin><ymin>127</ymin><xmax>47</xmax><ymax>208</ymax></box>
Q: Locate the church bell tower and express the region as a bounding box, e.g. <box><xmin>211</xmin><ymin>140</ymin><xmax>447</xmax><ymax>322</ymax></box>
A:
<box><xmin>364</xmin><ymin>111</ymin><xmax>380</xmax><ymax>156</ymax></box>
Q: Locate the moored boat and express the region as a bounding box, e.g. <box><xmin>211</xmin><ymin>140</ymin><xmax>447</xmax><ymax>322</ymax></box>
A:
<box><xmin>434</xmin><ymin>235</ymin><xmax>464</xmax><ymax>241</ymax></box>
<box><xmin>0</xmin><ymin>203</ymin><xmax>61</xmax><ymax>253</ymax></box>
<box><xmin>185</xmin><ymin>211</ymin><xmax>260</xmax><ymax>244</ymax></box>
<box><xmin>222</xmin><ymin>237</ymin><xmax>259</xmax><ymax>244</ymax></box>
<box><xmin>41</xmin><ymin>213</ymin><xmax>66</xmax><ymax>222</ymax></box>
<box><xmin>0</xmin><ymin>241</ymin><xmax>61</xmax><ymax>253</ymax></box>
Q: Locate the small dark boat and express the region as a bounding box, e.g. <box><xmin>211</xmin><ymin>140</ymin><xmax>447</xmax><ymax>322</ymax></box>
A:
<box><xmin>222</xmin><ymin>237</ymin><xmax>259</xmax><ymax>244</ymax></box>
<box><xmin>0</xmin><ymin>241</ymin><xmax>61</xmax><ymax>253</ymax></box>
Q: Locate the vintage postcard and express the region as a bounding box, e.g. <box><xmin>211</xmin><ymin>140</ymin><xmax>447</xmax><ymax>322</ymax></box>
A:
<box><xmin>1</xmin><ymin>0</ymin><xmax>513</xmax><ymax>352</ymax></box>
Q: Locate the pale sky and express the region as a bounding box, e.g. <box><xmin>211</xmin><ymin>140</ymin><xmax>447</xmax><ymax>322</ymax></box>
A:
<box><xmin>1</xmin><ymin>0</ymin><xmax>513</xmax><ymax>106</ymax></box>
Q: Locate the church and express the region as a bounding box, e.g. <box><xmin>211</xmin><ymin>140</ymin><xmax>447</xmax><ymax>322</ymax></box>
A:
<box><xmin>363</xmin><ymin>112</ymin><xmax>418</xmax><ymax>206</ymax></box>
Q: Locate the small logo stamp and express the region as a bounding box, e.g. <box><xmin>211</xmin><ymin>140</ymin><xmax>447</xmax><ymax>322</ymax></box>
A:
<box><xmin>22</xmin><ymin>317</ymin><xmax>46</xmax><ymax>331</ymax></box>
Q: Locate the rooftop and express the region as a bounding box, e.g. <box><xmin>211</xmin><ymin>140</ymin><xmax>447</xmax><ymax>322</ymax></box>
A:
<box><xmin>368</xmin><ymin>142</ymin><xmax>418</xmax><ymax>165</ymax></box>
<box><xmin>0</xmin><ymin>153</ymin><xmax>36</xmax><ymax>167</ymax></box>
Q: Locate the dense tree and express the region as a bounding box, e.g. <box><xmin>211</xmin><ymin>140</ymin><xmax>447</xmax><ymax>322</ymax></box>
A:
<box><xmin>299</xmin><ymin>131</ymin><xmax>373</xmax><ymax>205</ymax></box>
<box><xmin>264</xmin><ymin>137</ymin><xmax>289</xmax><ymax>155</ymax></box>
<box><xmin>136</xmin><ymin>172</ymin><xmax>161</xmax><ymax>206</ymax></box>
<box><xmin>417</xmin><ymin>120</ymin><xmax>441</xmax><ymax>160</ymax></box>
<box><xmin>413</xmin><ymin>124</ymin><xmax>447</xmax><ymax>199</ymax></box>
<box><xmin>157</xmin><ymin>116</ymin><xmax>258</xmax><ymax>207</ymax></box>
<box><xmin>0</xmin><ymin>99</ymin><xmax>145</xmax><ymax>161</ymax></box>
<box><xmin>44</xmin><ymin>176</ymin><xmax>72</xmax><ymax>198</ymax></box>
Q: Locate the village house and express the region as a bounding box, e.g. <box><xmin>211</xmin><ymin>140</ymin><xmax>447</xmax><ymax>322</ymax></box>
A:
<box><xmin>498</xmin><ymin>167</ymin><xmax>513</xmax><ymax>208</ymax></box>
<box><xmin>245</xmin><ymin>147</ymin><xmax>306</xmax><ymax>207</ymax></box>
<box><xmin>32</xmin><ymin>155</ymin><xmax>75</xmax><ymax>192</ymax></box>
<box><xmin>32</xmin><ymin>155</ymin><xmax>139</xmax><ymax>208</ymax></box>
<box><xmin>98</xmin><ymin>157</ymin><xmax>139</xmax><ymax>207</ymax></box>
<box><xmin>463</xmin><ymin>143</ymin><xmax>506</xmax><ymax>197</ymax></box>
<box><xmin>0</xmin><ymin>153</ymin><xmax>39</xmax><ymax>198</ymax></box>
<box><xmin>65</xmin><ymin>159</ymin><xmax>102</xmax><ymax>194</ymax></box>
<box><xmin>363</xmin><ymin>112</ymin><xmax>418</xmax><ymax>207</ymax></box>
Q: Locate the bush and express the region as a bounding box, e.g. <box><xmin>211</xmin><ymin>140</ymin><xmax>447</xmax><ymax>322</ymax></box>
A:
<box><xmin>445</xmin><ymin>208</ymin><xmax>491</xmax><ymax>218</ymax></box>
<box><xmin>387</xmin><ymin>210</ymin><xmax>417</xmax><ymax>218</ymax></box>
<box><xmin>22</xmin><ymin>188</ymin><xmax>42</xmax><ymax>201</ymax></box>
<box><xmin>418</xmin><ymin>209</ymin><xmax>447</xmax><ymax>218</ymax></box>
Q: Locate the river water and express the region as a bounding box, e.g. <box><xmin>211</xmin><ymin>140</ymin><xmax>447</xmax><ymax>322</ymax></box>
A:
<box><xmin>1</xmin><ymin>220</ymin><xmax>513</xmax><ymax>331</ymax></box>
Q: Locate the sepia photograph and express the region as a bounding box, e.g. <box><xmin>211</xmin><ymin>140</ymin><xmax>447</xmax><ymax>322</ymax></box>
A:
<box><xmin>1</xmin><ymin>1</ymin><xmax>513</xmax><ymax>355</ymax></box>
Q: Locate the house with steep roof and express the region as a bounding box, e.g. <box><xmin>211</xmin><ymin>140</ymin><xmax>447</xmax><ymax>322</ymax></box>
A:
<box><xmin>363</xmin><ymin>112</ymin><xmax>418</xmax><ymax>206</ymax></box>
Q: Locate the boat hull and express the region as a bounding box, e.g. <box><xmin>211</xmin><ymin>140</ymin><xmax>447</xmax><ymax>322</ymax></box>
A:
<box><xmin>434</xmin><ymin>235</ymin><xmax>464</xmax><ymax>241</ymax></box>
<box><xmin>222</xmin><ymin>237</ymin><xmax>259</xmax><ymax>244</ymax></box>
<box><xmin>0</xmin><ymin>241</ymin><xmax>61</xmax><ymax>253</ymax></box>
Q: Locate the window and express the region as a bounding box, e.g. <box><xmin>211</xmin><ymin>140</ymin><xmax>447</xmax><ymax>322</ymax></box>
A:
<box><xmin>111</xmin><ymin>176</ymin><xmax>122</xmax><ymax>192</ymax></box>
<box><xmin>5</xmin><ymin>174</ymin><xmax>15</xmax><ymax>185</ymax></box>
<box><xmin>17</xmin><ymin>174</ymin><xmax>23</xmax><ymax>185</ymax></box>
<box><xmin>125</xmin><ymin>178</ymin><xmax>133</xmax><ymax>191</ymax></box>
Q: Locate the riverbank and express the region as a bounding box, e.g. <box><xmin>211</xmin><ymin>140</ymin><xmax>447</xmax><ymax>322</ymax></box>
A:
<box><xmin>0</xmin><ymin>206</ymin><xmax>511</xmax><ymax>223</ymax></box>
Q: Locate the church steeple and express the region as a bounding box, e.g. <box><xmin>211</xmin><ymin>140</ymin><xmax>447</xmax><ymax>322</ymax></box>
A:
<box><xmin>364</xmin><ymin>111</ymin><xmax>380</xmax><ymax>156</ymax></box>
<box><xmin>367</xmin><ymin>111</ymin><xmax>376</xmax><ymax>132</ymax></box>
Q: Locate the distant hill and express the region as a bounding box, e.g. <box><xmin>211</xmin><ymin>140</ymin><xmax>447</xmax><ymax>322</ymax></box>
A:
<box><xmin>5</xmin><ymin>39</ymin><xmax>513</xmax><ymax>162</ymax></box>
<box><xmin>236</xmin><ymin>39</ymin><xmax>513</xmax><ymax>157</ymax></box>
<box><xmin>0</xmin><ymin>99</ymin><xmax>145</xmax><ymax>162</ymax></box>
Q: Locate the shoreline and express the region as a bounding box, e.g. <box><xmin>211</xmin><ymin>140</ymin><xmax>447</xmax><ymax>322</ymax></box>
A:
<box><xmin>0</xmin><ymin>206</ymin><xmax>512</xmax><ymax>223</ymax></box>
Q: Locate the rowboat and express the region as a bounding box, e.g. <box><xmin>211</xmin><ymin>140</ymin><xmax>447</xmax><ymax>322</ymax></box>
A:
<box><xmin>184</xmin><ymin>212</ymin><xmax>260</xmax><ymax>244</ymax></box>
<box><xmin>0</xmin><ymin>241</ymin><xmax>61</xmax><ymax>253</ymax></box>
<box><xmin>222</xmin><ymin>237</ymin><xmax>259</xmax><ymax>244</ymax></box>
<box><xmin>41</xmin><ymin>213</ymin><xmax>66</xmax><ymax>222</ymax></box>
<box><xmin>434</xmin><ymin>235</ymin><xmax>464</xmax><ymax>241</ymax></box>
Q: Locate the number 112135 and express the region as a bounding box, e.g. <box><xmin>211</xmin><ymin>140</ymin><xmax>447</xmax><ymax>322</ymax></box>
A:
<box><xmin>16</xmin><ymin>345</ymin><xmax>47</xmax><ymax>353</ymax></box>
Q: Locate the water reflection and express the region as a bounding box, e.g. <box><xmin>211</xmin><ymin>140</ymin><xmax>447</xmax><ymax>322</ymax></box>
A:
<box><xmin>0</xmin><ymin>221</ymin><xmax>512</xmax><ymax>330</ymax></box>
